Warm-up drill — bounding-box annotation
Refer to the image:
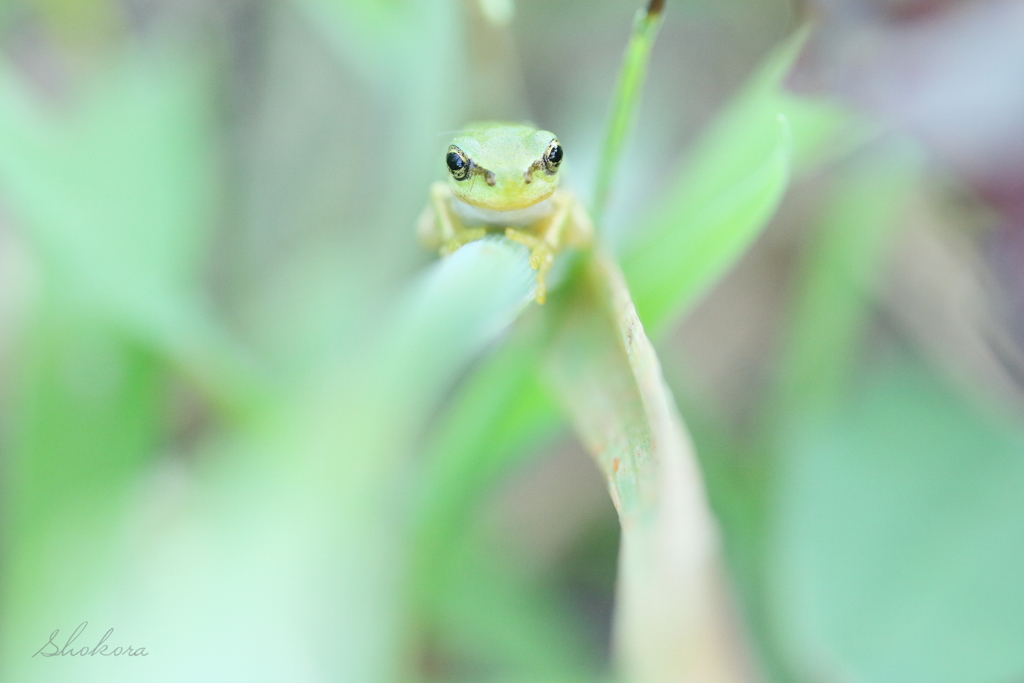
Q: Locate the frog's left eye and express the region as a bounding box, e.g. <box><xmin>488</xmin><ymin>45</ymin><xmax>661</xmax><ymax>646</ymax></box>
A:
<box><xmin>446</xmin><ymin>146</ymin><xmax>471</xmax><ymax>181</ymax></box>
<box><xmin>543</xmin><ymin>140</ymin><xmax>563</xmax><ymax>173</ymax></box>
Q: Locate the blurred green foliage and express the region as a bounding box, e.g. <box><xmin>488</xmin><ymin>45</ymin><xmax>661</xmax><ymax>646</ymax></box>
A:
<box><xmin>1</xmin><ymin>1</ymin><xmax>1022</xmax><ymax>683</ymax></box>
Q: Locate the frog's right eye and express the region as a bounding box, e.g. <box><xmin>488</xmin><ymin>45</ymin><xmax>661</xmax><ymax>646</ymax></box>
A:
<box><xmin>446</xmin><ymin>146</ymin><xmax>470</xmax><ymax>181</ymax></box>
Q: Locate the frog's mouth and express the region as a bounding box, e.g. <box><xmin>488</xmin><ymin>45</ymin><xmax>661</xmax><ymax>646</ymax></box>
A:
<box><xmin>453</xmin><ymin>167</ymin><xmax>558</xmax><ymax>212</ymax></box>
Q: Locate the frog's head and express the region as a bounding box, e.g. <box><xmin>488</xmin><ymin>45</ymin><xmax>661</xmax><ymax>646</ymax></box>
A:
<box><xmin>445</xmin><ymin>123</ymin><xmax>562</xmax><ymax>212</ymax></box>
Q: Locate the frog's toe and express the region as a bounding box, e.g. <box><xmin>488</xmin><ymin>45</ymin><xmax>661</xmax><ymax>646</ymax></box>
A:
<box><xmin>440</xmin><ymin>228</ymin><xmax>486</xmax><ymax>256</ymax></box>
<box><xmin>534</xmin><ymin>280</ymin><xmax>548</xmax><ymax>305</ymax></box>
<box><xmin>529</xmin><ymin>244</ymin><xmax>556</xmax><ymax>304</ymax></box>
<box><xmin>505</xmin><ymin>228</ymin><xmax>542</xmax><ymax>251</ymax></box>
<box><xmin>528</xmin><ymin>244</ymin><xmax>553</xmax><ymax>270</ymax></box>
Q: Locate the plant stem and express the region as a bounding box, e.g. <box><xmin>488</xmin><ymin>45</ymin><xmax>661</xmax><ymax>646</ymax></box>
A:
<box><xmin>591</xmin><ymin>1</ymin><xmax>665</xmax><ymax>227</ymax></box>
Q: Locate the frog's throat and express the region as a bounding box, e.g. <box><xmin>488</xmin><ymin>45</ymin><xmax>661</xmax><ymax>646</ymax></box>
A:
<box><xmin>452</xmin><ymin>196</ymin><xmax>555</xmax><ymax>227</ymax></box>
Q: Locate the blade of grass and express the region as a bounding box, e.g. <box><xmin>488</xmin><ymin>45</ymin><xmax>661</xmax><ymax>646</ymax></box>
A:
<box><xmin>545</xmin><ymin>252</ymin><xmax>753</xmax><ymax>683</ymax></box>
<box><xmin>187</xmin><ymin>239</ymin><xmax>539</xmax><ymax>682</ymax></box>
<box><xmin>592</xmin><ymin>0</ymin><xmax>665</xmax><ymax>226</ymax></box>
<box><xmin>302</xmin><ymin>238</ymin><xmax>538</xmax><ymax>508</ymax></box>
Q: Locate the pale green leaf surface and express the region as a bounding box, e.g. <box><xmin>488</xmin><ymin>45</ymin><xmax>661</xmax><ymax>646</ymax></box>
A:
<box><xmin>771</xmin><ymin>358</ymin><xmax>1024</xmax><ymax>683</ymax></box>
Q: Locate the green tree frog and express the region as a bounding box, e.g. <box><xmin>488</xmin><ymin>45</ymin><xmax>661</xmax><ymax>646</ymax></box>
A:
<box><xmin>417</xmin><ymin>122</ymin><xmax>593</xmax><ymax>304</ymax></box>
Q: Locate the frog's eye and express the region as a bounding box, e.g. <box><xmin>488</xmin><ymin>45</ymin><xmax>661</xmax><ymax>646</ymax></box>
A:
<box><xmin>543</xmin><ymin>140</ymin><xmax>563</xmax><ymax>173</ymax></box>
<box><xmin>446</xmin><ymin>146</ymin><xmax>471</xmax><ymax>181</ymax></box>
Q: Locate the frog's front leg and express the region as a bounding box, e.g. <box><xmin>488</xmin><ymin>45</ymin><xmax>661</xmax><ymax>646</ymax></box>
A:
<box><xmin>505</xmin><ymin>190</ymin><xmax>592</xmax><ymax>304</ymax></box>
<box><xmin>416</xmin><ymin>181</ymin><xmax>487</xmax><ymax>256</ymax></box>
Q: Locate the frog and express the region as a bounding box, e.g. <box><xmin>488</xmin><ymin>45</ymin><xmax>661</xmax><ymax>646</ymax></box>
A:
<box><xmin>417</xmin><ymin>122</ymin><xmax>593</xmax><ymax>304</ymax></box>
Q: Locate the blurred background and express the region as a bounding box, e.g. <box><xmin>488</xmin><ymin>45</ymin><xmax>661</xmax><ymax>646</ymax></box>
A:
<box><xmin>1</xmin><ymin>0</ymin><xmax>1023</xmax><ymax>682</ymax></box>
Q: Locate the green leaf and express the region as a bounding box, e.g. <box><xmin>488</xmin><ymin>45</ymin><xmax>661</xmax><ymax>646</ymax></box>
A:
<box><xmin>621</xmin><ymin>27</ymin><xmax>862</xmax><ymax>337</ymax></box>
<box><xmin>622</xmin><ymin>103</ymin><xmax>792</xmax><ymax>337</ymax></box>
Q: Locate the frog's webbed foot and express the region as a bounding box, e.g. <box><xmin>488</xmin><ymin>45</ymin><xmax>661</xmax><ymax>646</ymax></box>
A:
<box><xmin>505</xmin><ymin>228</ymin><xmax>555</xmax><ymax>305</ymax></box>
<box><xmin>439</xmin><ymin>227</ymin><xmax>487</xmax><ymax>257</ymax></box>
